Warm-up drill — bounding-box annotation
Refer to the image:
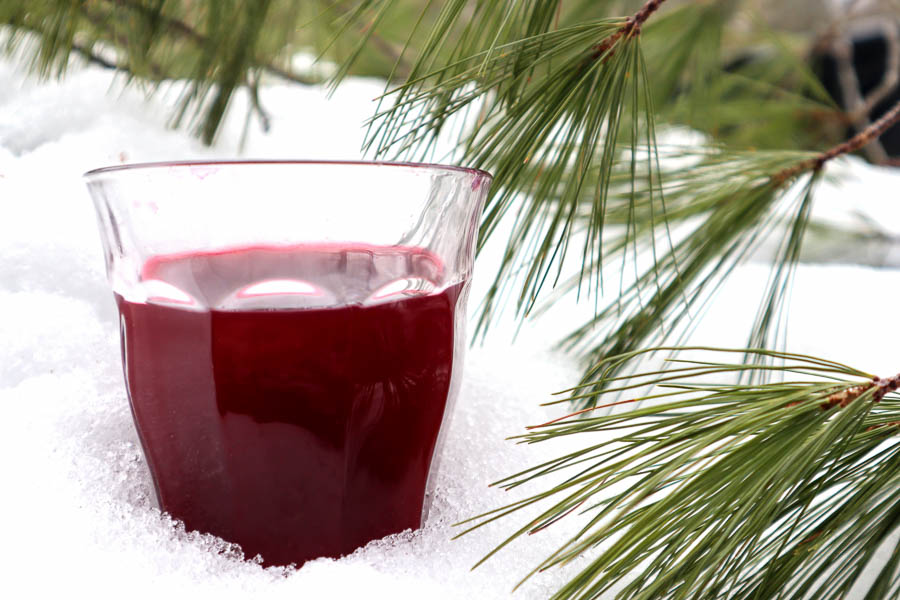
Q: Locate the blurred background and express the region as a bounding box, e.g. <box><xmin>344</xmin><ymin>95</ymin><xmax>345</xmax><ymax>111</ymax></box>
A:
<box><xmin>1</xmin><ymin>0</ymin><xmax>898</xmax><ymax>158</ymax></box>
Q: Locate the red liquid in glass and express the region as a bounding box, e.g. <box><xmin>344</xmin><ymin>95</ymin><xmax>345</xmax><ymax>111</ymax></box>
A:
<box><xmin>115</xmin><ymin>245</ymin><xmax>464</xmax><ymax>566</ymax></box>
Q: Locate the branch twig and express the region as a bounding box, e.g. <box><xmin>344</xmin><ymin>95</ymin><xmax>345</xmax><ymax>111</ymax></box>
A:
<box><xmin>834</xmin><ymin>32</ymin><xmax>884</xmax><ymax>163</ymax></box>
<box><xmin>110</xmin><ymin>0</ymin><xmax>320</xmax><ymax>85</ymax></box>
<box><xmin>78</xmin><ymin>7</ymin><xmax>164</xmax><ymax>78</ymax></box>
<box><xmin>7</xmin><ymin>19</ymin><xmax>166</xmax><ymax>79</ymax></box>
<box><xmin>330</xmin><ymin>0</ymin><xmax>409</xmax><ymax>76</ymax></box>
<box><xmin>70</xmin><ymin>42</ymin><xmax>119</xmax><ymax>71</ymax></box>
<box><xmin>772</xmin><ymin>97</ymin><xmax>900</xmax><ymax>183</ymax></box>
<box><xmin>815</xmin><ymin>0</ymin><xmax>899</xmax><ymax>163</ymax></box>
<box><xmin>854</xmin><ymin>22</ymin><xmax>900</xmax><ymax>119</ymax></box>
<box><xmin>591</xmin><ymin>0</ymin><xmax>669</xmax><ymax>59</ymax></box>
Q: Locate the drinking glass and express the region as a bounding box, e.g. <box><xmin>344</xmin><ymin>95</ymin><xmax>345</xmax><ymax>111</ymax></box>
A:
<box><xmin>85</xmin><ymin>160</ymin><xmax>491</xmax><ymax>566</ymax></box>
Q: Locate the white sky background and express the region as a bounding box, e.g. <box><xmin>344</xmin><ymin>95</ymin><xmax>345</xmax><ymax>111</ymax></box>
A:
<box><xmin>1</xmin><ymin>46</ymin><xmax>900</xmax><ymax>598</ymax></box>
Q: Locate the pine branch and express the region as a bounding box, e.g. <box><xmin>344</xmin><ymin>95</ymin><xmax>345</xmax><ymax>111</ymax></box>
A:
<box><xmin>365</xmin><ymin>1</ymin><xmax>679</xmax><ymax>338</ymax></box>
<box><xmin>324</xmin><ymin>0</ymin><xmax>409</xmax><ymax>85</ymax></box>
<box><xmin>107</xmin><ymin>0</ymin><xmax>319</xmax><ymax>85</ymax></box>
<box><xmin>558</xmin><ymin>98</ymin><xmax>900</xmax><ymax>407</ymax></box>
<box><xmin>71</xmin><ymin>42</ymin><xmax>119</xmax><ymax>71</ymax></box>
<box><xmin>7</xmin><ymin>20</ymin><xmax>125</xmax><ymax>73</ymax></box>
<box><xmin>773</xmin><ymin>99</ymin><xmax>900</xmax><ymax>183</ymax></box>
<box><xmin>589</xmin><ymin>0</ymin><xmax>667</xmax><ymax>59</ymax></box>
<box><xmin>77</xmin><ymin>5</ymin><xmax>166</xmax><ymax>78</ymax></box>
<box><xmin>359</xmin><ymin>1</ymin><xmax>842</xmax><ymax>359</ymax></box>
<box><xmin>2</xmin><ymin>0</ymin><xmax>418</xmax><ymax>143</ymax></box>
<box><xmin>461</xmin><ymin>348</ymin><xmax>900</xmax><ymax>600</ymax></box>
<box><xmin>322</xmin><ymin>0</ymin><xmax>401</xmax><ymax>88</ymax></box>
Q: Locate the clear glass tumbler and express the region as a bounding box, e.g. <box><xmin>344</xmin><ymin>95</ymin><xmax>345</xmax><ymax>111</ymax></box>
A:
<box><xmin>84</xmin><ymin>160</ymin><xmax>491</xmax><ymax>566</ymax></box>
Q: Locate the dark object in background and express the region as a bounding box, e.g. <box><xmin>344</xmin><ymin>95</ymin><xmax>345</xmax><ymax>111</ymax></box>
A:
<box><xmin>814</xmin><ymin>26</ymin><xmax>900</xmax><ymax>161</ymax></box>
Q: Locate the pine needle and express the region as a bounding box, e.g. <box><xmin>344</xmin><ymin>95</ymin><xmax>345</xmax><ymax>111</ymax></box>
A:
<box><xmin>356</xmin><ymin>2</ymin><xmax>693</xmax><ymax>340</ymax></box>
<box><xmin>555</xmin><ymin>99</ymin><xmax>900</xmax><ymax>407</ymax></box>
<box><xmin>460</xmin><ymin>347</ymin><xmax>900</xmax><ymax>600</ymax></box>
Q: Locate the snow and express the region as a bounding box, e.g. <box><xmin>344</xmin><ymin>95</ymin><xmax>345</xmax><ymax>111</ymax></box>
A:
<box><xmin>2</xmin><ymin>45</ymin><xmax>900</xmax><ymax>599</ymax></box>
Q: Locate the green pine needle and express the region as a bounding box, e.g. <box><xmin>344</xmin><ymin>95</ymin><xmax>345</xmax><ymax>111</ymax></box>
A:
<box><xmin>512</xmin><ymin>148</ymin><xmax>822</xmax><ymax>407</ymax></box>
<box><xmin>366</xmin><ymin>14</ymin><xmax>671</xmax><ymax>337</ymax></box>
<box><xmin>460</xmin><ymin>347</ymin><xmax>900</xmax><ymax>600</ymax></box>
<box><xmin>323</xmin><ymin>0</ymin><xmax>399</xmax><ymax>90</ymax></box>
<box><xmin>360</xmin><ymin>2</ymin><xmax>841</xmax><ymax>390</ymax></box>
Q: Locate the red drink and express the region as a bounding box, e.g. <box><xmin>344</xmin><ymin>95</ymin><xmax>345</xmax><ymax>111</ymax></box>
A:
<box><xmin>115</xmin><ymin>244</ymin><xmax>464</xmax><ymax>566</ymax></box>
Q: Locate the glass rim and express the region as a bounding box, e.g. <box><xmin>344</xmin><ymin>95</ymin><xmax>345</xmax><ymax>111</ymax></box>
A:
<box><xmin>83</xmin><ymin>159</ymin><xmax>493</xmax><ymax>181</ymax></box>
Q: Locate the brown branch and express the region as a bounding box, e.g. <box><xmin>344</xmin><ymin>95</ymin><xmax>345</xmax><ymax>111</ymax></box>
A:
<box><xmin>330</xmin><ymin>0</ymin><xmax>409</xmax><ymax>75</ymax></box>
<box><xmin>820</xmin><ymin>382</ymin><xmax>874</xmax><ymax>410</ymax></box>
<box><xmin>829</xmin><ymin>23</ymin><xmax>893</xmax><ymax>163</ymax></box>
<box><xmin>789</xmin><ymin>372</ymin><xmax>899</xmax><ymax>413</ymax></box>
<box><xmin>872</xmin><ymin>373</ymin><xmax>900</xmax><ymax>403</ymax></box>
<box><xmin>771</xmin><ymin>98</ymin><xmax>900</xmax><ymax>184</ymax></box>
<box><xmin>71</xmin><ymin>42</ymin><xmax>119</xmax><ymax>71</ymax></box>
<box><xmin>8</xmin><ymin>18</ymin><xmax>166</xmax><ymax>80</ymax></box>
<box><xmin>629</xmin><ymin>0</ymin><xmax>669</xmax><ymax>35</ymax></box>
<box><xmin>114</xmin><ymin>0</ymin><xmax>409</xmax><ymax>83</ymax></box>
<box><xmin>108</xmin><ymin>0</ymin><xmax>320</xmax><ymax>85</ymax></box>
<box><xmin>591</xmin><ymin>0</ymin><xmax>669</xmax><ymax>60</ymax></box>
<box><xmin>855</xmin><ymin>23</ymin><xmax>899</xmax><ymax>120</ymax></box>
<box><xmin>78</xmin><ymin>7</ymin><xmax>165</xmax><ymax>79</ymax></box>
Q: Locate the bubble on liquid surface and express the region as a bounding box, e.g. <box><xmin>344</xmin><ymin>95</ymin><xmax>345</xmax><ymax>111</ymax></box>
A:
<box><xmin>143</xmin><ymin>279</ymin><xmax>199</xmax><ymax>307</ymax></box>
<box><xmin>366</xmin><ymin>277</ymin><xmax>437</xmax><ymax>304</ymax></box>
<box><xmin>219</xmin><ymin>278</ymin><xmax>337</xmax><ymax>310</ymax></box>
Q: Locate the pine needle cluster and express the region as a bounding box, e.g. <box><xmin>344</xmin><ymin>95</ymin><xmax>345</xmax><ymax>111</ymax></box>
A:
<box><xmin>460</xmin><ymin>348</ymin><xmax>900</xmax><ymax>599</ymax></box>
